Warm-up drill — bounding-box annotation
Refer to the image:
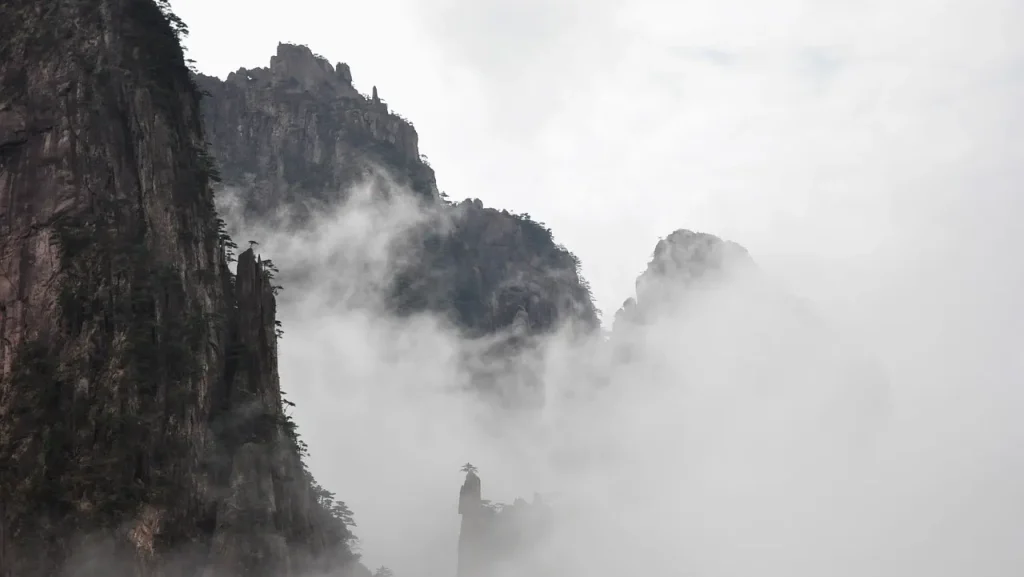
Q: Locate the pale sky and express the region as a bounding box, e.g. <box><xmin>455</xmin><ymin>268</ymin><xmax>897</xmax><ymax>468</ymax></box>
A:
<box><xmin>170</xmin><ymin>1</ymin><xmax>1024</xmax><ymax>575</ymax></box>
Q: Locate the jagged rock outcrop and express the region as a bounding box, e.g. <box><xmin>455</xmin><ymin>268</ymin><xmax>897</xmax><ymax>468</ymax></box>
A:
<box><xmin>197</xmin><ymin>45</ymin><xmax>599</xmax><ymax>340</ymax></box>
<box><xmin>0</xmin><ymin>2</ymin><xmax>360</xmax><ymax>576</ymax></box>
<box><xmin>195</xmin><ymin>43</ymin><xmax>438</xmax><ymax>222</ymax></box>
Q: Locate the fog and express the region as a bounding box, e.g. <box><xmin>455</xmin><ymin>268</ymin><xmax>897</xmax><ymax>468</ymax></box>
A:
<box><xmin>217</xmin><ymin>144</ymin><xmax>1024</xmax><ymax>577</ymax></box>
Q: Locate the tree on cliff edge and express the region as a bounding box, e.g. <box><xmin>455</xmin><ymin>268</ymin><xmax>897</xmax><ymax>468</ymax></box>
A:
<box><xmin>461</xmin><ymin>462</ymin><xmax>478</xmax><ymax>474</ymax></box>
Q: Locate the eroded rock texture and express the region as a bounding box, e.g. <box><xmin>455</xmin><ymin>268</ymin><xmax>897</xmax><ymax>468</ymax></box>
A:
<box><xmin>0</xmin><ymin>2</ymin><xmax>361</xmax><ymax>575</ymax></box>
<box><xmin>195</xmin><ymin>43</ymin><xmax>437</xmax><ymax>222</ymax></box>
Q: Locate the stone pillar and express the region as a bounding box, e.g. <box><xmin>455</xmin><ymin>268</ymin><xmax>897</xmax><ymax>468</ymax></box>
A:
<box><xmin>457</xmin><ymin>471</ymin><xmax>486</xmax><ymax>577</ymax></box>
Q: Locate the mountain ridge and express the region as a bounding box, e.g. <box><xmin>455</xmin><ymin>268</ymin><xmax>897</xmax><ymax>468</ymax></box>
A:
<box><xmin>196</xmin><ymin>42</ymin><xmax>601</xmax><ymax>341</ymax></box>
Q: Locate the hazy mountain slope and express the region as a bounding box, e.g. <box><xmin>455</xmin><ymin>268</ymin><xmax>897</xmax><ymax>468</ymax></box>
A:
<box><xmin>612</xmin><ymin>229</ymin><xmax>889</xmax><ymax>445</ymax></box>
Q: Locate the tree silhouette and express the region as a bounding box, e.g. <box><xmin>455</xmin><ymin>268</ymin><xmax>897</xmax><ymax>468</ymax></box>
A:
<box><xmin>329</xmin><ymin>501</ymin><xmax>356</xmax><ymax>527</ymax></box>
<box><xmin>373</xmin><ymin>566</ymin><xmax>394</xmax><ymax>577</ymax></box>
<box><xmin>461</xmin><ymin>462</ymin><xmax>478</xmax><ymax>474</ymax></box>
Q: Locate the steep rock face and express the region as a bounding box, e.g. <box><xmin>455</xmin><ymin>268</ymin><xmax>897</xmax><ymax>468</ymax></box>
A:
<box><xmin>197</xmin><ymin>45</ymin><xmax>599</xmax><ymax>339</ymax></box>
<box><xmin>0</xmin><ymin>2</ymin><xmax>358</xmax><ymax>575</ymax></box>
<box><xmin>195</xmin><ymin>43</ymin><xmax>438</xmax><ymax>222</ymax></box>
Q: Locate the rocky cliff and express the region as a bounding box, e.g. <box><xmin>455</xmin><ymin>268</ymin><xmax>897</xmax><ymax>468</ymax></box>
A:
<box><xmin>0</xmin><ymin>1</ymin><xmax>361</xmax><ymax>575</ymax></box>
<box><xmin>196</xmin><ymin>44</ymin><xmax>599</xmax><ymax>341</ymax></box>
<box><xmin>195</xmin><ymin>43</ymin><xmax>438</xmax><ymax>222</ymax></box>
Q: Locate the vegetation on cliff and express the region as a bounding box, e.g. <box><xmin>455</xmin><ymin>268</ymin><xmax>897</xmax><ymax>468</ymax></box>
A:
<box><xmin>0</xmin><ymin>0</ymin><xmax>363</xmax><ymax>574</ymax></box>
<box><xmin>390</xmin><ymin>199</ymin><xmax>599</xmax><ymax>337</ymax></box>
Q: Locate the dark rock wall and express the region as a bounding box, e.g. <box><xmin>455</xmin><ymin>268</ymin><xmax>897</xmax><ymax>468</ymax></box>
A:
<box><xmin>0</xmin><ymin>2</ymin><xmax>359</xmax><ymax>575</ymax></box>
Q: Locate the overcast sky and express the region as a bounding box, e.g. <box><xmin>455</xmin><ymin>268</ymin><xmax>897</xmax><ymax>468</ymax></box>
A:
<box><xmin>170</xmin><ymin>1</ymin><xmax>1024</xmax><ymax>574</ymax></box>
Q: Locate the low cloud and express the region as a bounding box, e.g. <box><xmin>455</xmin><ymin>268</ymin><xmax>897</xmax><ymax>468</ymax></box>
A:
<box><xmin>218</xmin><ymin>178</ymin><xmax>910</xmax><ymax>577</ymax></box>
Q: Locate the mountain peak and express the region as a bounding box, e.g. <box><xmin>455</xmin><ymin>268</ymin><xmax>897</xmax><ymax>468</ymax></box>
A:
<box><xmin>223</xmin><ymin>42</ymin><xmax>361</xmax><ymax>100</ymax></box>
<box><xmin>630</xmin><ymin>228</ymin><xmax>755</xmax><ymax>311</ymax></box>
<box><xmin>651</xmin><ymin>229</ymin><xmax>752</xmax><ymax>276</ymax></box>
